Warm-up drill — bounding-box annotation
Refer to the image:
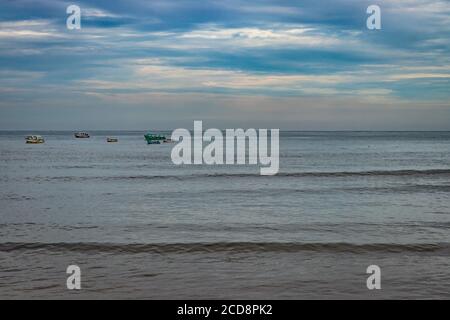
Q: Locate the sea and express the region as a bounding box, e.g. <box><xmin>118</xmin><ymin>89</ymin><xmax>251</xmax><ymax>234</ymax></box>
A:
<box><xmin>0</xmin><ymin>131</ymin><xmax>449</xmax><ymax>299</ymax></box>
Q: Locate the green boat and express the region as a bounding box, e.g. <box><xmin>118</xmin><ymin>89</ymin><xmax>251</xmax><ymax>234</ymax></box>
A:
<box><xmin>144</xmin><ymin>133</ymin><xmax>166</xmax><ymax>144</ymax></box>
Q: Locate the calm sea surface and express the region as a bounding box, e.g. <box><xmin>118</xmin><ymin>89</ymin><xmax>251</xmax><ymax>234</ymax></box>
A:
<box><xmin>1</xmin><ymin>131</ymin><xmax>450</xmax><ymax>299</ymax></box>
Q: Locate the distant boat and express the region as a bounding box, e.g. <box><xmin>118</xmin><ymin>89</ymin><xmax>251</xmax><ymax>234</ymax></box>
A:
<box><xmin>107</xmin><ymin>137</ymin><xmax>118</xmax><ymax>143</ymax></box>
<box><xmin>25</xmin><ymin>135</ymin><xmax>45</xmax><ymax>144</ymax></box>
<box><xmin>74</xmin><ymin>132</ymin><xmax>90</xmax><ymax>138</ymax></box>
<box><xmin>144</xmin><ymin>133</ymin><xmax>165</xmax><ymax>144</ymax></box>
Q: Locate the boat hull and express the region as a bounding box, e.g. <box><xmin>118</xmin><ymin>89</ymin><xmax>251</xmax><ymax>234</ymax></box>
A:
<box><xmin>74</xmin><ymin>133</ymin><xmax>90</xmax><ymax>138</ymax></box>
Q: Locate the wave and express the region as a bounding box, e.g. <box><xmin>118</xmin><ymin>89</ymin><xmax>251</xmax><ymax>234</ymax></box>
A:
<box><xmin>145</xmin><ymin>184</ymin><xmax>450</xmax><ymax>197</ymax></box>
<box><xmin>1</xmin><ymin>242</ymin><xmax>449</xmax><ymax>254</ymax></box>
<box><xmin>14</xmin><ymin>168</ymin><xmax>450</xmax><ymax>182</ymax></box>
<box><xmin>277</xmin><ymin>169</ymin><xmax>450</xmax><ymax>178</ymax></box>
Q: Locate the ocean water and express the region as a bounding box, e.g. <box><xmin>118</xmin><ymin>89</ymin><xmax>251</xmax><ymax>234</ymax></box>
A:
<box><xmin>0</xmin><ymin>131</ymin><xmax>449</xmax><ymax>299</ymax></box>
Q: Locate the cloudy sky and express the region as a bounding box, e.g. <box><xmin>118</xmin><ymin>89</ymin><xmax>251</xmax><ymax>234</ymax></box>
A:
<box><xmin>0</xmin><ymin>0</ymin><xmax>449</xmax><ymax>130</ymax></box>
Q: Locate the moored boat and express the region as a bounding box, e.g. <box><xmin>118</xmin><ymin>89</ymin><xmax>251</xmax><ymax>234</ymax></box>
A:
<box><xmin>144</xmin><ymin>133</ymin><xmax>165</xmax><ymax>144</ymax></box>
<box><xmin>25</xmin><ymin>135</ymin><xmax>45</xmax><ymax>144</ymax></box>
<box><xmin>107</xmin><ymin>137</ymin><xmax>118</xmax><ymax>143</ymax></box>
<box><xmin>74</xmin><ymin>132</ymin><xmax>90</xmax><ymax>138</ymax></box>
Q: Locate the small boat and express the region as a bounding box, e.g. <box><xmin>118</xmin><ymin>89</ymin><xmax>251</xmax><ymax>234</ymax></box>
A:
<box><xmin>74</xmin><ymin>132</ymin><xmax>90</xmax><ymax>138</ymax></box>
<box><xmin>163</xmin><ymin>138</ymin><xmax>173</xmax><ymax>143</ymax></box>
<box><xmin>107</xmin><ymin>137</ymin><xmax>118</xmax><ymax>143</ymax></box>
<box><xmin>25</xmin><ymin>135</ymin><xmax>45</xmax><ymax>144</ymax></box>
<box><xmin>144</xmin><ymin>133</ymin><xmax>165</xmax><ymax>144</ymax></box>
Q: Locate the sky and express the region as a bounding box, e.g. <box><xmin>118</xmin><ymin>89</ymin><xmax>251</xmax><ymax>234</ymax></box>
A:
<box><xmin>0</xmin><ymin>0</ymin><xmax>449</xmax><ymax>130</ymax></box>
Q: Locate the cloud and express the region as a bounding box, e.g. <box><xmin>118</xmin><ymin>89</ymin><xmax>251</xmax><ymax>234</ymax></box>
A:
<box><xmin>0</xmin><ymin>0</ymin><xmax>449</xmax><ymax>129</ymax></box>
<box><xmin>387</xmin><ymin>73</ymin><xmax>450</xmax><ymax>81</ymax></box>
<box><xmin>83</xmin><ymin>8</ymin><xmax>123</xmax><ymax>18</ymax></box>
<box><xmin>0</xmin><ymin>19</ymin><xmax>62</xmax><ymax>39</ymax></box>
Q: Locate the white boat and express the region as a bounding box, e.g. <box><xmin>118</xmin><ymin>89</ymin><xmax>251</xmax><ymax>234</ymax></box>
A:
<box><xmin>25</xmin><ymin>135</ymin><xmax>45</xmax><ymax>144</ymax></box>
<box><xmin>107</xmin><ymin>137</ymin><xmax>118</xmax><ymax>143</ymax></box>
